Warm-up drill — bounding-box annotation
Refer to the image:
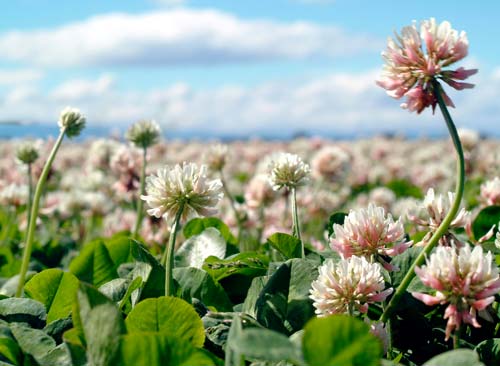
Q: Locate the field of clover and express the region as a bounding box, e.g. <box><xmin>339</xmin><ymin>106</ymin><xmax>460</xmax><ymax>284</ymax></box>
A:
<box><xmin>1</xmin><ymin>17</ymin><xmax>500</xmax><ymax>366</ymax></box>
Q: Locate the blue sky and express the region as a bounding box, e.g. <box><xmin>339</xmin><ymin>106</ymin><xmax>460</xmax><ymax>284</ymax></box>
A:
<box><xmin>1</xmin><ymin>0</ymin><xmax>499</xmax><ymax>138</ymax></box>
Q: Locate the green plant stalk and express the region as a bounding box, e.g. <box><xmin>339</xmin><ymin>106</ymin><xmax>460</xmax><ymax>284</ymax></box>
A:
<box><xmin>290</xmin><ymin>186</ymin><xmax>304</xmax><ymax>257</ymax></box>
<box><xmin>16</xmin><ymin>130</ymin><xmax>66</xmax><ymax>297</ymax></box>
<box><xmin>220</xmin><ymin>170</ymin><xmax>244</xmax><ymax>244</ymax></box>
<box><xmin>26</xmin><ymin>163</ymin><xmax>33</xmax><ymax>233</ymax></box>
<box><xmin>380</xmin><ymin>80</ymin><xmax>465</xmax><ymax>323</ymax></box>
<box><xmin>164</xmin><ymin>203</ymin><xmax>184</xmax><ymax>297</ymax></box>
<box><xmin>133</xmin><ymin>146</ymin><xmax>147</xmax><ymax>239</ymax></box>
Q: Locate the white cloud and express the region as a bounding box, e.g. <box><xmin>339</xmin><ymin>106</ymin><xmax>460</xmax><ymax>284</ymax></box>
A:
<box><xmin>2</xmin><ymin>69</ymin><xmax>497</xmax><ymax>138</ymax></box>
<box><xmin>0</xmin><ymin>9</ymin><xmax>380</xmax><ymax>67</ymax></box>
<box><xmin>0</xmin><ymin>69</ymin><xmax>43</xmax><ymax>85</ymax></box>
<box><xmin>152</xmin><ymin>0</ymin><xmax>188</xmax><ymax>6</ymax></box>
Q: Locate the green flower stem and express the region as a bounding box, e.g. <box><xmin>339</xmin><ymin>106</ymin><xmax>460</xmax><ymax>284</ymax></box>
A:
<box><xmin>290</xmin><ymin>187</ymin><xmax>304</xmax><ymax>257</ymax></box>
<box><xmin>380</xmin><ymin>80</ymin><xmax>465</xmax><ymax>323</ymax></box>
<box><xmin>220</xmin><ymin>171</ymin><xmax>244</xmax><ymax>243</ymax></box>
<box><xmin>164</xmin><ymin>203</ymin><xmax>184</xmax><ymax>297</ymax></box>
<box><xmin>16</xmin><ymin>130</ymin><xmax>66</xmax><ymax>297</ymax></box>
<box><xmin>23</xmin><ymin>163</ymin><xmax>33</xmax><ymax>243</ymax></box>
<box><xmin>133</xmin><ymin>146</ymin><xmax>147</xmax><ymax>239</ymax></box>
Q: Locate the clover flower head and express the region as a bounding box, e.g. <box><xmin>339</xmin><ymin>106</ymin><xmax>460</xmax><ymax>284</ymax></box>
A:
<box><xmin>412</xmin><ymin>245</ymin><xmax>500</xmax><ymax>340</ymax></box>
<box><xmin>311</xmin><ymin>146</ymin><xmax>350</xmax><ymax>183</ymax></box>
<box><xmin>126</xmin><ymin>119</ymin><xmax>161</xmax><ymax>149</ymax></box>
<box><xmin>268</xmin><ymin>152</ymin><xmax>310</xmax><ymax>190</ymax></box>
<box><xmin>330</xmin><ymin>204</ymin><xmax>411</xmax><ymax>270</ymax></box>
<box><xmin>0</xmin><ymin>184</ymin><xmax>28</xmax><ymax>207</ymax></box>
<box><xmin>244</xmin><ymin>173</ymin><xmax>276</xmax><ymax>209</ymax></box>
<box><xmin>481</xmin><ymin>177</ymin><xmax>500</xmax><ymax>206</ymax></box>
<box><xmin>377</xmin><ymin>18</ymin><xmax>477</xmax><ymax>113</ymax></box>
<box><xmin>16</xmin><ymin>140</ymin><xmax>40</xmax><ymax>165</ymax></box>
<box><xmin>310</xmin><ymin>256</ymin><xmax>393</xmax><ymax>316</ymax></box>
<box><xmin>58</xmin><ymin>107</ymin><xmax>86</xmax><ymax>138</ymax></box>
<box><xmin>204</xmin><ymin>144</ymin><xmax>228</xmax><ymax>172</ymax></box>
<box><xmin>141</xmin><ymin>162</ymin><xmax>223</xmax><ymax>222</ymax></box>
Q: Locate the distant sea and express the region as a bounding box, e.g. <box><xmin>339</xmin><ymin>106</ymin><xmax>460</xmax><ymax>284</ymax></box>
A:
<box><xmin>0</xmin><ymin>122</ymin><xmax>471</xmax><ymax>141</ymax></box>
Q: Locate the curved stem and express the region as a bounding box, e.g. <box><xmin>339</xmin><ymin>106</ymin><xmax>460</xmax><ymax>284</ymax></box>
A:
<box><xmin>290</xmin><ymin>187</ymin><xmax>304</xmax><ymax>257</ymax></box>
<box><xmin>164</xmin><ymin>203</ymin><xmax>184</xmax><ymax>297</ymax></box>
<box><xmin>24</xmin><ymin>163</ymin><xmax>33</xmax><ymax>241</ymax></box>
<box><xmin>16</xmin><ymin>130</ymin><xmax>66</xmax><ymax>297</ymax></box>
<box><xmin>133</xmin><ymin>147</ymin><xmax>147</xmax><ymax>239</ymax></box>
<box><xmin>380</xmin><ymin>80</ymin><xmax>465</xmax><ymax>323</ymax></box>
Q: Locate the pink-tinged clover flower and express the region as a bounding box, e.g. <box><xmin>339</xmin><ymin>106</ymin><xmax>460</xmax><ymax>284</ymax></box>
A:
<box><xmin>377</xmin><ymin>18</ymin><xmax>477</xmax><ymax>113</ymax></box>
<box><xmin>407</xmin><ymin>188</ymin><xmax>472</xmax><ymax>246</ymax></box>
<box><xmin>480</xmin><ymin>177</ymin><xmax>500</xmax><ymax>206</ymax></box>
<box><xmin>412</xmin><ymin>245</ymin><xmax>500</xmax><ymax>341</ymax></box>
<box><xmin>330</xmin><ymin>204</ymin><xmax>412</xmax><ymax>270</ymax></box>
<box><xmin>310</xmin><ymin>256</ymin><xmax>393</xmax><ymax>316</ymax></box>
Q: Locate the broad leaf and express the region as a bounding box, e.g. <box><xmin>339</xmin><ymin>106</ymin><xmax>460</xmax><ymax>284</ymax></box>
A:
<box><xmin>24</xmin><ymin>269</ymin><xmax>79</xmax><ymax>323</ymax></box>
<box><xmin>476</xmin><ymin>339</ymin><xmax>500</xmax><ymax>366</ymax></box>
<box><xmin>472</xmin><ymin>206</ymin><xmax>500</xmax><ymax>241</ymax></box>
<box><xmin>267</xmin><ymin>233</ymin><xmax>302</xmax><ymax>259</ymax></box>
<box><xmin>423</xmin><ymin>349</ymin><xmax>484</xmax><ymax>366</ymax></box>
<box><xmin>176</xmin><ymin>228</ymin><xmax>226</xmax><ymax>269</ymax></box>
<box><xmin>0</xmin><ymin>298</ymin><xmax>46</xmax><ymax>328</ymax></box>
<box><xmin>125</xmin><ymin>296</ymin><xmax>205</xmax><ymax>347</ymax></box>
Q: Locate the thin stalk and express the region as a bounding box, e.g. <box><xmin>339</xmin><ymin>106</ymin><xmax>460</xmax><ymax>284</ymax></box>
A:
<box><xmin>290</xmin><ymin>186</ymin><xmax>304</xmax><ymax>257</ymax></box>
<box><xmin>220</xmin><ymin>170</ymin><xmax>243</xmax><ymax>242</ymax></box>
<box><xmin>16</xmin><ymin>130</ymin><xmax>66</xmax><ymax>297</ymax></box>
<box><xmin>453</xmin><ymin>327</ymin><xmax>461</xmax><ymax>349</ymax></box>
<box><xmin>133</xmin><ymin>147</ymin><xmax>147</xmax><ymax>239</ymax></box>
<box><xmin>25</xmin><ymin>163</ymin><xmax>33</xmax><ymax>236</ymax></box>
<box><xmin>164</xmin><ymin>203</ymin><xmax>184</xmax><ymax>297</ymax></box>
<box><xmin>380</xmin><ymin>80</ymin><xmax>465</xmax><ymax>322</ymax></box>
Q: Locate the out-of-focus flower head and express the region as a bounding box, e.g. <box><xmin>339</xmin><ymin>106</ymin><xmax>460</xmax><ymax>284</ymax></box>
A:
<box><xmin>268</xmin><ymin>152</ymin><xmax>310</xmax><ymax>191</ymax></box>
<box><xmin>0</xmin><ymin>184</ymin><xmax>28</xmax><ymax>207</ymax></box>
<box><xmin>310</xmin><ymin>256</ymin><xmax>393</xmax><ymax>316</ymax></box>
<box><xmin>480</xmin><ymin>177</ymin><xmax>500</xmax><ymax>206</ymax></box>
<box><xmin>16</xmin><ymin>140</ymin><xmax>41</xmax><ymax>165</ymax></box>
<box><xmin>126</xmin><ymin>119</ymin><xmax>161</xmax><ymax>149</ymax></box>
<box><xmin>457</xmin><ymin>128</ymin><xmax>480</xmax><ymax>152</ymax></box>
<box><xmin>58</xmin><ymin>107</ymin><xmax>86</xmax><ymax>138</ymax></box>
<box><xmin>204</xmin><ymin>144</ymin><xmax>228</xmax><ymax>172</ymax></box>
<box><xmin>407</xmin><ymin>188</ymin><xmax>471</xmax><ymax>246</ymax></box>
<box><xmin>377</xmin><ymin>18</ymin><xmax>477</xmax><ymax>113</ymax></box>
<box><xmin>311</xmin><ymin>146</ymin><xmax>350</xmax><ymax>183</ymax></box>
<box><xmin>141</xmin><ymin>162</ymin><xmax>224</xmax><ymax>222</ymax></box>
<box><xmin>244</xmin><ymin>173</ymin><xmax>276</xmax><ymax>209</ymax></box>
<box><xmin>412</xmin><ymin>245</ymin><xmax>500</xmax><ymax>340</ymax></box>
<box><xmin>330</xmin><ymin>203</ymin><xmax>412</xmax><ymax>270</ymax></box>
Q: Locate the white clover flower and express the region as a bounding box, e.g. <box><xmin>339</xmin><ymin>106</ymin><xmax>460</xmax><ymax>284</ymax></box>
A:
<box><xmin>331</xmin><ymin>204</ymin><xmax>411</xmax><ymax>270</ymax></box>
<box><xmin>268</xmin><ymin>152</ymin><xmax>310</xmax><ymax>191</ymax></box>
<box><xmin>310</xmin><ymin>256</ymin><xmax>392</xmax><ymax>316</ymax></box>
<box><xmin>58</xmin><ymin>107</ymin><xmax>86</xmax><ymax>138</ymax></box>
<box><xmin>126</xmin><ymin>119</ymin><xmax>161</xmax><ymax>149</ymax></box>
<box><xmin>204</xmin><ymin>144</ymin><xmax>228</xmax><ymax>172</ymax></box>
<box><xmin>457</xmin><ymin>128</ymin><xmax>480</xmax><ymax>152</ymax></box>
<box><xmin>413</xmin><ymin>245</ymin><xmax>500</xmax><ymax>340</ymax></box>
<box><xmin>16</xmin><ymin>140</ymin><xmax>41</xmax><ymax>165</ymax></box>
<box><xmin>141</xmin><ymin>162</ymin><xmax>224</xmax><ymax>222</ymax></box>
<box><xmin>481</xmin><ymin>177</ymin><xmax>500</xmax><ymax>206</ymax></box>
<box><xmin>244</xmin><ymin>173</ymin><xmax>276</xmax><ymax>209</ymax></box>
<box><xmin>311</xmin><ymin>146</ymin><xmax>350</xmax><ymax>183</ymax></box>
<box><xmin>0</xmin><ymin>184</ymin><xmax>28</xmax><ymax>207</ymax></box>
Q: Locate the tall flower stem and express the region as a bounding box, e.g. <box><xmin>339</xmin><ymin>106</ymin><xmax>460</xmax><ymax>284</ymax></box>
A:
<box><xmin>163</xmin><ymin>203</ymin><xmax>184</xmax><ymax>297</ymax></box>
<box><xmin>290</xmin><ymin>187</ymin><xmax>304</xmax><ymax>257</ymax></box>
<box><xmin>16</xmin><ymin>130</ymin><xmax>66</xmax><ymax>297</ymax></box>
<box><xmin>24</xmin><ymin>163</ymin><xmax>33</xmax><ymax>240</ymax></box>
<box><xmin>380</xmin><ymin>80</ymin><xmax>465</xmax><ymax>323</ymax></box>
<box><xmin>220</xmin><ymin>171</ymin><xmax>243</xmax><ymax>242</ymax></box>
<box><xmin>133</xmin><ymin>146</ymin><xmax>147</xmax><ymax>239</ymax></box>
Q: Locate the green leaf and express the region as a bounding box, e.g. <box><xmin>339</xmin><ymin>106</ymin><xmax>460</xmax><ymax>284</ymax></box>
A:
<box><xmin>62</xmin><ymin>328</ymin><xmax>86</xmax><ymax>366</ymax></box>
<box><xmin>119</xmin><ymin>332</ymin><xmax>217</xmax><ymax>366</ymax></box>
<box><xmin>0</xmin><ymin>337</ymin><xmax>21</xmax><ymax>365</ymax></box>
<box><xmin>229</xmin><ymin>328</ymin><xmax>302</xmax><ymax>364</ymax></box>
<box><xmin>10</xmin><ymin>322</ymin><xmax>72</xmax><ymax>366</ymax></box>
<box><xmin>385</xmin><ymin>179</ymin><xmax>423</xmax><ymax>199</ymax></box>
<box><xmin>0</xmin><ymin>298</ymin><xmax>46</xmax><ymax>328</ymax></box>
<box><xmin>176</xmin><ymin>228</ymin><xmax>226</xmax><ymax>269</ymax></box>
<box><xmin>267</xmin><ymin>233</ymin><xmax>302</xmax><ymax>259</ymax></box>
<box><xmin>173</xmin><ymin>267</ymin><xmax>232</xmax><ymax>311</ymax></box>
<box><xmin>472</xmin><ymin>206</ymin><xmax>500</xmax><ymax>241</ymax></box>
<box><xmin>184</xmin><ymin>217</ymin><xmax>237</xmax><ymax>246</ymax></box>
<box><xmin>390</xmin><ymin>247</ymin><xmax>423</xmax><ymax>287</ymax></box>
<box><xmin>125</xmin><ymin>296</ymin><xmax>205</xmax><ymax>347</ymax></box>
<box><xmin>328</xmin><ymin>212</ymin><xmax>348</xmax><ymax>237</ymax></box>
<box><xmin>24</xmin><ymin>269</ymin><xmax>79</xmax><ymax>323</ymax></box>
<box><xmin>75</xmin><ymin>283</ymin><xmax>125</xmax><ymax>366</ymax></box>
<box><xmin>69</xmin><ymin>241</ymin><xmax>118</xmax><ymax>287</ymax></box>
<box><xmin>302</xmin><ymin>315</ymin><xmax>382</xmax><ymax>366</ymax></box>
<box><xmin>476</xmin><ymin>338</ymin><xmax>500</xmax><ymax>366</ymax></box>
<box><xmin>423</xmin><ymin>349</ymin><xmax>484</xmax><ymax>366</ymax></box>
<box><xmin>129</xmin><ymin>241</ymin><xmax>165</xmax><ymax>300</ymax></box>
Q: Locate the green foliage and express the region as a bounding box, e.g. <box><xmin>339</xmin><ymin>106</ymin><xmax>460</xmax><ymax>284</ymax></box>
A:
<box><xmin>423</xmin><ymin>349</ymin><xmax>484</xmax><ymax>366</ymax></box>
<box><xmin>176</xmin><ymin>228</ymin><xmax>227</xmax><ymax>269</ymax></box>
<box><xmin>125</xmin><ymin>296</ymin><xmax>205</xmax><ymax>347</ymax></box>
<box><xmin>472</xmin><ymin>206</ymin><xmax>500</xmax><ymax>241</ymax></box>
<box><xmin>385</xmin><ymin>179</ymin><xmax>423</xmax><ymax>199</ymax></box>
<box><xmin>184</xmin><ymin>217</ymin><xmax>237</xmax><ymax>247</ymax></box>
<box><xmin>267</xmin><ymin>233</ymin><xmax>302</xmax><ymax>259</ymax></box>
<box><xmin>0</xmin><ymin>298</ymin><xmax>46</xmax><ymax>328</ymax></box>
<box><xmin>476</xmin><ymin>338</ymin><xmax>500</xmax><ymax>366</ymax></box>
<box><xmin>327</xmin><ymin>212</ymin><xmax>348</xmax><ymax>237</ymax></box>
<box><xmin>302</xmin><ymin>315</ymin><xmax>382</xmax><ymax>366</ymax></box>
<box><xmin>24</xmin><ymin>269</ymin><xmax>79</xmax><ymax>323</ymax></box>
